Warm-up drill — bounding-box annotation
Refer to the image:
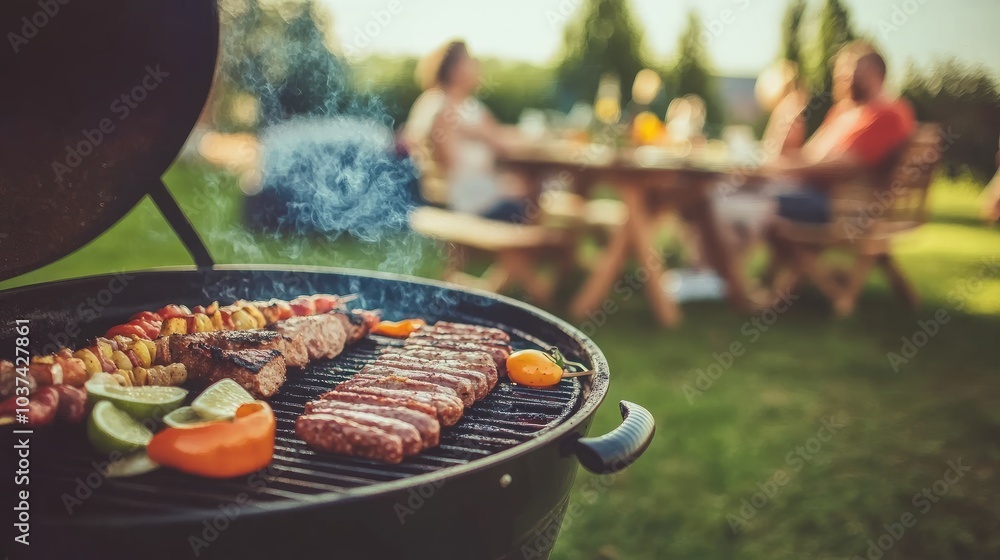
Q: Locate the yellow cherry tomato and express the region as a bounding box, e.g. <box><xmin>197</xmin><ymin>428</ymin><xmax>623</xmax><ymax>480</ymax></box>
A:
<box><xmin>506</xmin><ymin>349</ymin><xmax>564</xmax><ymax>388</ymax></box>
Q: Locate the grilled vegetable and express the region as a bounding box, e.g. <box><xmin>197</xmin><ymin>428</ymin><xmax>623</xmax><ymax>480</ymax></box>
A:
<box><xmin>147</xmin><ymin>401</ymin><xmax>276</xmax><ymax>478</ymax></box>
<box><xmin>372</xmin><ymin>318</ymin><xmax>427</xmax><ymax>338</ymax></box>
<box><xmin>160</xmin><ymin>317</ymin><xmax>188</xmax><ymax>336</ymax></box>
<box><xmin>505</xmin><ymin>348</ymin><xmax>591</xmax><ymax>388</ymax></box>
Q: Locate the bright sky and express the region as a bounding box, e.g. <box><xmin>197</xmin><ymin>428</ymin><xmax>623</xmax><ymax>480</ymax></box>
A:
<box><xmin>327</xmin><ymin>0</ymin><xmax>1000</xmax><ymax>83</ymax></box>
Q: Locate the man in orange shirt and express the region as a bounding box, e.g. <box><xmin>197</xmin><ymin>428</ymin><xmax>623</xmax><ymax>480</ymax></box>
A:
<box><xmin>764</xmin><ymin>46</ymin><xmax>916</xmax><ymax>222</ymax></box>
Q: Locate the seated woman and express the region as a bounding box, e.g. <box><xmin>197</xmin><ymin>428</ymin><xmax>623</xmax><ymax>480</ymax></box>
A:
<box><xmin>756</xmin><ymin>59</ymin><xmax>809</xmax><ymax>161</ymax></box>
<box><xmin>401</xmin><ymin>40</ymin><xmax>527</xmax><ymax>223</ymax></box>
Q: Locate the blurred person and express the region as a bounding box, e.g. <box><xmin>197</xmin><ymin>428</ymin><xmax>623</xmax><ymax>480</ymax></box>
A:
<box><xmin>712</xmin><ymin>45</ymin><xmax>915</xmax><ymax>300</ymax></box>
<box><xmin>756</xmin><ymin>59</ymin><xmax>809</xmax><ymax>161</ymax></box>
<box><xmin>402</xmin><ymin>40</ymin><xmax>528</xmax><ymax>222</ymax></box>
<box><xmin>979</xmin><ymin>134</ymin><xmax>1000</xmax><ymax>223</ymax></box>
<box><xmin>767</xmin><ymin>47</ymin><xmax>916</xmax><ymax>222</ymax></box>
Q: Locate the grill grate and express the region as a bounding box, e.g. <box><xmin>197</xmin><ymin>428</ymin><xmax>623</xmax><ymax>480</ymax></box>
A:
<box><xmin>35</xmin><ymin>334</ymin><xmax>582</xmax><ymax>518</ymax></box>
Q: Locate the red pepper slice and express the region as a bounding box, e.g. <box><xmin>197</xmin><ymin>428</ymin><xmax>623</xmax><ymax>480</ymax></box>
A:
<box><xmin>372</xmin><ymin>318</ymin><xmax>426</xmax><ymax>338</ymax></box>
<box><xmin>105</xmin><ymin>324</ymin><xmax>148</xmax><ymax>340</ymax></box>
<box><xmin>147</xmin><ymin>402</ymin><xmax>276</xmax><ymax>478</ymax></box>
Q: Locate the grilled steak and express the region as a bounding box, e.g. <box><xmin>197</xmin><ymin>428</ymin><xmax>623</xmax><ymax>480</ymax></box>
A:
<box><xmin>306</xmin><ymin>400</ymin><xmax>441</xmax><ymax>448</ymax></box>
<box><xmin>317</xmin><ymin>390</ymin><xmax>438</xmax><ymax>418</ymax></box>
<box><xmin>170</xmin><ymin>343</ymin><xmax>286</xmax><ymax>398</ymax></box>
<box><xmin>358</xmin><ymin>365</ymin><xmax>475</xmax><ymax>406</ymax></box>
<box><xmin>338</xmin><ymin>386</ymin><xmax>464</xmax><ymax>426</ymax></box>
<box><xmin>374</xmin><ymin>355</ymin><xmax>489</xmax><ymax>399</ymax></box>
<box><xmin>296</xmin><ymin>413</ymin><xmax>404</xmax><ymax>463</ymax></box>
<box><xmin>380</xmin><ymin>351</ymin><xmax>498</xmax><ymax>392</ymax></box>
<box><xmin>403</xmin><ymin>338</ymin><xmax>510</xmax><ymax>371</ymax></box>
<box><xmin>271</xmin><ymin>313</ymin><xmax>348</xmax><ymax>361</ymax></box>
<box><xmin>159</xmin><ymin>330</ymin><xmax>308</xmax><ymax>368</ymax></box>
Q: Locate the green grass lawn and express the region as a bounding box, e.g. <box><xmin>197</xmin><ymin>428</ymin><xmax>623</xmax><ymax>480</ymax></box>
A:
<box><xmin>3</xmin><ymin>161</ymin><xmax>998</xmax><ymax>559</ymax></box>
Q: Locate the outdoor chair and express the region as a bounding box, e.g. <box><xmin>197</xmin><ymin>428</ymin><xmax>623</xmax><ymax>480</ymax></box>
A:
<box><xmin>766</xmin><ymin>123</ymin><xmax>942</xmax><ymax>316</ymax></box>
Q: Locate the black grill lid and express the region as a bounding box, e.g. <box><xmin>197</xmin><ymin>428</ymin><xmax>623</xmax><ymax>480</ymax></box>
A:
<box><xmin>0</xmin><ymin>0</ymin><xmax>219</xmax><ymax>281</ymax></box>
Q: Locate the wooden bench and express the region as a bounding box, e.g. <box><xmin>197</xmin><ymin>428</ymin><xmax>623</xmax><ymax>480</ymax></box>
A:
<box><xmin>410</xmin><ymin>206</ymin><xmax>575</xmax><ymax>303</ymax></box>
<box><xmin>767</xmin><ymin>123</ymin><xmax>941</xmax><ymax>315</ymax></box>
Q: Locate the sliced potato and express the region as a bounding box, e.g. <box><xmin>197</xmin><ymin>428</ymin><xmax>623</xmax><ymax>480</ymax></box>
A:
<box><xmin>230</xmin><ymin>309</ymin><xmax>256</xmax><ymax>330</ymax></box>
<box><xmin>111</xmin><ymin>350</ymin><xmax>133</xmax><ymax>371</ymax></box>
<box><xmin>113</xmin><ymin>371</ymin><xmax>131</xmax><ymax>387</ymax></box>
<box><xmin>132</xmin><ymin>367</ymin><xmax>148</xmax><ymax>386</ymax></box>
<box><xmin>129</xmin><ymin>340</ymin><xmax>151</xmax><ymax>368</ymax></box>
<box><xmin>140</xmin><ymin>339</ymin><xmax>156</xmax><ymax>364</ymax></box>
<box><xmin>73</xmin><ymin>348</ymin><xmax>102</xmax><ymax>376</ymax></box>
<box><xmin>242</xmin><ymin>305</ymin><xmax>266</xmax><ymax>328</ymax></box>
<box><xmin>193</xmin><ymin>313</ymin><xmax>214</xmax><ymax>333</ymax></box>
<box><xmin>160</xmin><ymin>317</ymin><xmax>188</xmax><ymax>336</ymax></box>
<box><xmin>210</xmin><ymin>311</ymin><xmax>224</xmax><ymax>330</ymax></box>
<box><xmin>96</xmin><ymin>339</ymin><xmax>114</xmax><ymax>359</ymax></box>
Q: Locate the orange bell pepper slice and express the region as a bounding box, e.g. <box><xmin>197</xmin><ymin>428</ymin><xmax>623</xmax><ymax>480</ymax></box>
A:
<box><xmin>147</xmin><ymin>401</ymin><xmax>276</xmax><ymax>478</ymax></box>
<box><xmin>372</xmin><ymin>318</ymin><xmax>426</xmax><ymax>338</ymax></box>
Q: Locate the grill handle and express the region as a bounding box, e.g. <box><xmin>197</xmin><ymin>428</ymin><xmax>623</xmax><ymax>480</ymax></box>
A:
<box><xmin>574</xmin><ymin>401</ymin><xmax>655</xmax><ymax>474</ymax></box>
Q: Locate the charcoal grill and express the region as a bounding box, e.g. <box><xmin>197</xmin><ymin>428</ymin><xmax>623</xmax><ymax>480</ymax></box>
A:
<box><xmin>0</xmin><ymin>2</ymin><xmax>654</xmax><ymax>559</ymax></box>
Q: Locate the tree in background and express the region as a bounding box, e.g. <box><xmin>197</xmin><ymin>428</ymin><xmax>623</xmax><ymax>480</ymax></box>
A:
<box><xmin>214</xmin><ymin>0</ymin><xmax>351</xmax><ymax>131</ymax></box>
<box><xmin>804</xmin><ymin>0</ymin><xmax>856</xmax><ymax>132</ymax></box>
<box><xmin>780</xmin><ymin>0</ymin><xmax>807</xmax><ymax>71</ymax></box>
<box><xmin>555</xmin><ymin>0</ymin><xmax>646</xmax><ymax>110</ymax></box>
<box><xmin>664</xmin><ymin>11</ymin><xmax>722</xmax><ymax>129</ymax></box>
<box><xmin>903</xmin><ymin>61</ymin><xmax>1000</xmax><ymax>182</ymax></box>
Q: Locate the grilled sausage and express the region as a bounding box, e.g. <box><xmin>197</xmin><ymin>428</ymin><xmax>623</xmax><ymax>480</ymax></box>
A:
<box><xmin>317</xmin><ymin>390</ymin><xmax>438</xmax><ymax>418</ymax></box>
<box><xmin>358</xmin><ymin>366</ymin><xmax>475</xmax><ymax>407</ymax></box>
<box><xmin>306</xmin><ymin>399</ymin><xmax>440</xmax><ymax>448</ymax></box>
<box><xmin>307</xmin><ymin>408</ymin><xmax>422</xmax><ymax>455</ymax></box>
<box><xmin>374</xmin><ymin>355</ymin><xmax>489</xmax><ymax>399</ymax></box>
<box><xmin>296</xmin><ymin>413</ymin><xmax>404</xmax><ymax>463</ymax></box>
<box><xmin>336</xmin><ymin>386</ymin><xmax>464</xmax><ymax>427</ymax></box>
<box><xmin>403</xmin><ymin>338</ymin><xmax>510</xmax><ymax>372</ymax></box>
<box><xmin>384</xmin><ymin>348</ymin><xmax>498</xmax><ymax>385</ymax></box>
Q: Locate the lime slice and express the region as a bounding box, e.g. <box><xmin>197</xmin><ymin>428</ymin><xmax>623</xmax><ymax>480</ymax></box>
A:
<box><xmin>162</xmin><ymin>406</ymin><xmax>211</xmax><ymax>428</ymax></box>
<box><xmin>85</xmin><ymin>379</ymin><xmax>187</xmax><ymax>421</ymax></box>
<box><xmin>88</xmin><ymin>401</ymin><xmax>154</xmax><ymax>455</ymax></box>
<box><xmin>105</xmin><ymin>451</ymin><xmax>161</xmax><ymax>478</ymax></box>
<box><xmin>191</xmin><ymin>379</ymin><xmax>254</xmax><ymax>420</ymax></box>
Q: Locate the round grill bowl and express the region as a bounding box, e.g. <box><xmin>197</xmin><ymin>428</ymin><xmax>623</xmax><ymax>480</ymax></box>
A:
<box><xmin>0</xmin><ymin>266</ymin><xmax>653</xmax><ymax>560</ymax></box>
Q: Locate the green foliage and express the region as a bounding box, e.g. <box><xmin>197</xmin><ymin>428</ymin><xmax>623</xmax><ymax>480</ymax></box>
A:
<box><xmin>555</xmin><ymin>0</ymin><xmax>647</xmax><ymax>110</ymax></box>
<box><xmin>779</xmin><ymin>0</ymin><xmax>807</xmax><ymax>69</ymax></box>
<box><xmin>214</xmin><ymin>0</ymin><xmax>351</xmax><ymax>131</ymax></box>
<box><xmin>352</xmin><ymin>56</ymin><xmax>558</xmax><ymax>126</ymax></box>
<box><xmin>805</xmin><ymin>0</ymin><xmax>856</xmax><ymax>132</ymax></box>
<box><xmin>664</xmin><ymin>11</ymin><xmax>723</xmax><ymax>129</ymax></box>
<box><xmin>903</xmin><ymin>60</ymin><xmax>1000</xmax><ymax>182</ymax></box>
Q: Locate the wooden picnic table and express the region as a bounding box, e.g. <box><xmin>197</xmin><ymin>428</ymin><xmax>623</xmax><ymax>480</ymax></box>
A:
<box><xmin>498</xmin><ymin>140</ymin><xmax>758</xmax><ymax>327</ymax></box>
